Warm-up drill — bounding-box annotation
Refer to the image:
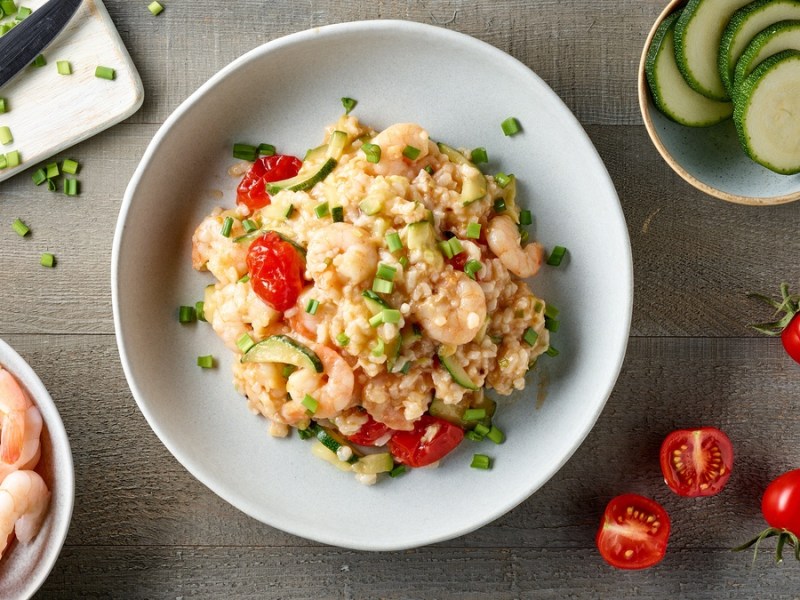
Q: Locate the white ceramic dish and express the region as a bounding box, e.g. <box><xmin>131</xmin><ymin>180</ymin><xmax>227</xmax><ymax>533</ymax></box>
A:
<box><xmin>0</xmin><ymin>338</ymin><xmax>74</xmax><ymax>598</ymax></box>
<box><xmin>113</xmin><ymin>20</ymin><xmax>632</xmax><ymax>551</ymax></box>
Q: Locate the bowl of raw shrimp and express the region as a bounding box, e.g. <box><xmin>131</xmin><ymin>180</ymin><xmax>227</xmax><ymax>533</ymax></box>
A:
<box><xmin>0</xmin><ymin>339</ymin><xmax>74</xmax><ymax>598</ymax></box>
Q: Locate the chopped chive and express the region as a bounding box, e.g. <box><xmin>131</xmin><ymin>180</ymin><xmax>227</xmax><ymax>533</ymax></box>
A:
<box><xmin>11</xmin><ymin>218</ymin><xmax>29</xmax><ymax>237</ymax></box>
<box><xmin>179</xmin><ymin>305</ymin><xmax>196</xmax><ymax>323</ymax></box>
<box><xmin>341</xmin><ymin>97</ymin><xmax>357</xmax><ymax>114</ymax></box>
<box><xmin>471</xmin><ymin>454</ymin><xmax>492</xmax><ymax>469</ymax></box>
<box><xmin>546</xmin><ymin>345</ymin><xmax>560</xmax><ymax>357</ymax></box>
<box><xmin>63</xmin><ymin>178</ymin><xmax>78</xmax><ymax>197</ymax></box>
<box><xmin>61</xmin><ymin>159</ymin><xmax>79</xmax><ymax>174</ymax></box>
<box><xmin>232</xmin><ymin>143</ymin><xmax>257</xmax><ymax>161</ymax></box>
<box><xmin>402</xmin><ymin>145</ymin><xmax>421</xmax><ymax>160</ymax></box>
<box><xmin>371</xmin><ymin>337</ymin><xmax>385</xmax><ymax>357</ymax></box>
<box><xmin>470</xmin><ymin>147</ymin><xmax>488</xmax><ymax>164</ymax></box>
<box><xmin>314</xmin><ymin>202</ymin><xmax>330</xmax><ymax>218</ymax></box>
<box><xmin>464</xmin><ymin>259</ymin><xmax>483</xmax><ymax>280</ymax></box>
<box><xmin>95</xmin><ymin>65</ymin><xmax>115</xmax><ymax>80</ymax></box>
<box><xmin>372</xmin><ymin>278</ymin><xmax>393</xmax><ymax>294</ymax></box>
<box><xmin>438</xmin><ymin>240</ymin><xmax>454</xmax><ymax>259</ymax></box>
<box><xmin>0</xmin><ymin>98</ymin><xmax>6</xmax><ymax>114</ymax></box>
<box><xmin>45</xmin><ymin>162</ymin><xmax>59</xmax><ymax>178</ymax></box>
<box><xmin>465</xmin><ymin>222</ymin><xmax>481</xmax><ymax>239</ymax></box>
<box><xmin>197</xmin><ymin>355</ymin><xmax>214</xmax><ymax>368</ymax></box>
<box><xmin>493</xmin><ymin>198</ymin><xmax>506</xmax><ymax>213</ymax></box>
<box><xmin>302</xmin><ymin>394</ymin><xmax>319</xmax><ymax>414</ymax></box>
<box><xmin>242</xmin><ymin>218</ymin><xmax>258</xmax><ymax>233</ymax></box>
<box><xmin>238</xmin><ymin>273</ymin><xmax>250</xmax><ymax>283</ymax></box>
<box><xmin>362</xmin><ymin>143</ymin><xmax>381</xmax><ymax>163</ymax></box>
<box><xmin>220</xmin><ymin>216</ymin><xmax>233</xmax><ymax>237</ymax></box>
<box><xmin>5</xmin><ymin>150</ymin><xmax>20</xmax><ymax>168</ymax></box>
<box><xmin>148</xmin><ymin>1</ymin><xmax>164</xmax><ymax>15</ymax></box>
<box><xmin>389</xmin><ymin>464</ymin><xmax>407</xmax><ymax>478</ymax></box>
<box><xmin>305</xmin><ymin>298</ymin><xmax>319</xmax><ymax>315</ymax></box>
<box><xmin>423</xmin><ymin>165</ymin><xmax>434</xmax><ymax>175</ymax></box>
<box><xmin>368</xmin><ymin>312</ymin><xmax>384</xmax><ymax>328</ymax></box>
<box><xmin>474</xmin><ymin>423</ymin><xmax>491</xmax><ymax>437</ymax></box>
<box><xmin>466</xmin><ymin>430</ymin><xmax>484</xmax><ymax>442</ymax></box>
<box><xmin>463</xmin><ymin>408</ymin><xmax>486</xmax><ymax>422</ymax></box>
<box><xmin>32</xmin><ymin>54</ymin><xmax>46</xmax><ymax>67</ymax></box>
<box><xmin>236</xmin><ymin>332</ymin><xmax>255</xmax><ymax>354</ymax></box>
<box><xmin>546</xmin><ymin>245</ymin><xmax>567</xmax><ymax>267</ymax></box>
<box><xmin>282</xmin><ymin>364</ymin><xmax>297</xmax><ymax>378</ymax></box>
<box><xmin>331</xmin><ymin>205</ymin><xmax>344</xmax><ymax>223</ymax></box>
<box><xmin>523</xmin><ymin>327</ymin><xmax>539</xmax><ymax>346</ymax></box>
<box><xmin>544</xmin><ymin>304</ymin><xmax>559</xmax><ymax>320</ymax></box>
<box><xmin>501</xmin><ymin>117</ymin><xmax>521</xmax><ymax>136</ymax></box>
<box><xmin>0</xmin><ymin>155</ymin><xmax>7</xmax><ymax>169</ymax></box>
<box><xmin>283</xmin><ymin>204</ymin><xmax>295</xmax><ymax>219</ymax></box>
<box><xmin>257</xmin><ymin>143</ymin><xmax>275</xmax><ymax>156</ymax></box>
<box><xmin>195</xmin><ymin>301</ymin><xmax>206</xmax><ymax>322</ymax></box>
<box><xmin>519</xmin><ymin>228</ymin><xmax>529</xmax><ymax>243</ymax></box>
<box><xmin>31</xmin><ymin>169</ymin><xmax>46</xmax><ymax>186</ymax></box>
<box><xmin>398</xmin><ymin>255</ymin><xmax>409</xmax><ymax>269</ymax></box>
<box><xmin>46</xmin><ymin>178</ymin><xmax>56</xmax><ymax>191</ymax></box>
<box><xmin>15</xmin><ymin>5</ymin><xmax>30</xmax><ymax>19</ymax></box>
<box><xmin>386</xmin><ymin>232</ymin><xmax>402</xmax><ymax>253</ymax></box>
<box><xmin>335</xmin><ymin>332</ymin><xmax>350</xmax><ymax>346</ymax></box>
<box><xmin>297</xmin><ymin>427</ymin><xmax>313</xmax><ymax>440</ymax></box>
<box><xmin>0</xmin><ymin>1</ymin><xmax>15</xmax><ymax>14</ymax></box>
<box><xmin>56</xmin><ymin>60</ymin><xmax>72</xmax><ymax>75</ymax></box>
<box><xmin>40</xmin><ymin>253</ymin><xmax>55</xmax><ymax>268</ymax></box>
<box><xmin>487</xmin><ymin>425</ymin><xmax>505</xmax><ymax>444</ymax></box>
<box><xmin>519</xmin><ymin>209</ymin><xmax>532</xmax><ymax>226</ymax></box>
<box><xmin>400</xmin><ymin>361</ymin><xmax>412</xmax><ymax>375</ymax></box>
<box><xmin>495</xmin><ymin>172</ymin><xmax>511</xmax><ymax>188</ymax></box>
<box><xmin>381</xmin><ymin>308</ymin><xmax>402</xmax><ymax>324</ymax></box>
<box><xmin>544</xmin><ymin>317</ymin><xmax>559</xmax><ymax>332</ymax></box>
<box><xmin>0</xmin><ymin>126</ymin><xmax>12</xmax><ymax>145</ymax></box>
<box><xmin>376</xmin><ymin>263</ymin><xmax>396</xmax><ymax>281</ymax></box>
<box><xmin>448</xmin><ymin>237</ymin><xmax>464</xmax><ymax>256</ymax></box>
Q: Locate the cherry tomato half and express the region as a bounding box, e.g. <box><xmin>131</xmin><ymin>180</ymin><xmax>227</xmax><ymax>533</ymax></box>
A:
<box><xmin>659</xmin><ymin>427</ymin><xmax>734</xmax><ymax>497</ymax></box>
<box><xmin>246</xmin><ymin>231</ymin><xmax>305</xmax><ymax>312</ymax></box>
<box><xmin>347</xmin><ymin>414</ymin><xmax>393</xmax><ymax>447</ymax></box>
<box><xmin>388</xmin><ymin>415</ymin><xmax>464</xmax><ymax>468</ymax></box>
<box><xmin>782</xmin><ymin>315</ymin><xmax>800</xmax><ymax>364</ymax></box>
<box><xmin>236</xmin><ymin>154</ymin><xmax>302</xmax><ymax>211</ymax></box>
<box><xmin>762</xmin><ymin>469</ymin><xmax>800</xmax><ymax>536</ymax></box>
<box><xmin>596</xmin><ymin>493</ymin><xmax>671</xmax><ymax>570</ymax></box>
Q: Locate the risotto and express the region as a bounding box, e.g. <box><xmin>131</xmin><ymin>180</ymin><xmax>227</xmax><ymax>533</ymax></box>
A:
<box><xmin>191</xmin><ymin>112</ymin><xmax>553</xmax><ymax>483</ymax></box>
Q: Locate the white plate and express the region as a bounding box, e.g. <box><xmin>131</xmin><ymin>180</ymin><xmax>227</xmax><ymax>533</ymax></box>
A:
<box><xmin>112</xmin><ymin>20</ymin><xmax>632</xmax><ymax>551</ymax></box>
<box><xmin>0</xmin><ymin>339</ymin><xmax>74</xmax><ymax>598</ymax></box>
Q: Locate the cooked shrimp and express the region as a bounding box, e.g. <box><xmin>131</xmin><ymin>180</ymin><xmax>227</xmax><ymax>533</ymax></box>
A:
<box><xmin>367</xmin><ymin>123</ymin><xmax>433</xmax><ymax>177</ymax></box>
<box><xmin>0</xmin><ymin>368</ymin><xmax>33</xmax><ymax>465</ymax></box>
<box><xmin>191</xmin><ymin>212</ymin><xmax>248</xmax><ymax>284</ymax></box>
<box><xmin>0</xmin><ymin>470</ymin><xmax>50</xmax><ymax>559</ymax></box>
<box><xmin>286</xmin><ymin>286</ymin><xmax>336</xmax><ymax>342</ymax></box>
<box><xmin>414</xmin><ymin>271</ymin><xmax>487</xmax><ymax>346</ymax></box>
<box><xmin>284</xmin><ymin>344</ymin><xmax>355</xmax><ymax>422</ymax></box>
<box><xmin>0</xmin><ymin>406</ymin><xmax>43</xmax><ymax>484</ymax></box>
<box><xmin>305</xmin><ymin>223</ymin><xmax>378</xmax><ymax>289</ymax></box>
<box><xmin>486</xmin><ymin>215</ymin><xmax>544</xmax><ymax>278</ymax></box>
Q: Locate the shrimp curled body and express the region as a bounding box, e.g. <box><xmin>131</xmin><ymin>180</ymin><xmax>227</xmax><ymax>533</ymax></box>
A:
<box><xmin>305</xmin><ymin>223</ymin><xmax>378</xmax><ymax>290</ymax></box>
<box><xmin>0</xmin><ymin>470</ymin><xmax>50</xmax><ymax>559</ymax></box>
<box><xmin>414</xmin><ymin>271</ymin><xmax>487</xmax><ymax>346</ymax></box>
<box><xmin>284</xmin><ymin>344</ymin><xmax>356</xmax><ymax>423</ymax></box>
<box><xmin>487</xmin><ymin>215</ymin><xmax>544</xmax><ymax>278</ymax></box>
<box><xmin>0</xmin><ymin>368</ymin><xmax>33</xmax><ymax>465</ymax></box>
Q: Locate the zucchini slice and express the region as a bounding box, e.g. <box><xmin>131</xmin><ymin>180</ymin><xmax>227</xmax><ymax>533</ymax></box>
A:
<box><xmin>733</xmin><ymin>49</ymin><xmax>800</xmax><ymax>174</ymax></box>
<box><xmin>733</xmin><ymin>19</ymin><xmax>800</xmax><ymax>91</ymax></box>
<box><xmin>436</xmin><ymin>142</ymin><xmax>487</xmax><ymax>205</ymax></box>
<box><xmin>241</xmin><ymin>334</ymin><xmax>323</xmax><ymax>372</ymax></box>
<box><xmin>646</xmin><ymin>11</ymin><xmax>733</xmax><ymax>126</ymax></box>
<box><xmin>266</xmin><ymin>157</ymin><xmax>337</xmax><ymax>194</ymax></box>
<box><xmin>720</xmin><ymin>0</ymin><xmax>800</xmax><ymax>97</ymax></box>
<box><xmin>437</xmin><ymin>350</ymin><xmax>479</xmax><ymax>391</ymax></box>
<box><xmin>352</xmin><ymin>453</ymin><xmax>394</xmax><ymax>474</ymax></box>
<box><xmin>674</xmin><ymin>0</ymin><xmax>753</xmax><ymax>100</ymax></box>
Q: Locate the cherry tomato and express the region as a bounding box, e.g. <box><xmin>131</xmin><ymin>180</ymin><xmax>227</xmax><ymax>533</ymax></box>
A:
<box><xmin>246</xmin><ymin>231</ymin><xmax>305</xmax><ymax>312</ymax></box>
<box><xmin>596</xmin><ymin>493</ymin><xmax>671</xmax><ymax>570</ymax></box>
<box><xmin>447</xmin><ymin>252</ymin><xmax>468</xmax><ymax>272</ymax></box>
<box><xmin>761</xmin><ymin>469</ymin><xmax>800</xmax><ymax>535</ymax></box>
<box><xmin>388</xmin><ymin>415</ymin><xmax>464</xmax><ymax>468</ymax></box>
<box><xmin>236</xmin><ymin>154</ymin><xmax>302</xmax><ymax>211</ymax></box>
<box><xmin>659</xmin><ymin>427</ymin><xmax>734</xmax><ymax>497</ymax></box>
<box><xmin>347</xmin><ymin>414</ymin><xmax>393</xmax><ymax>447</ymax></box>
<box><xmin>782</xmin><ymin>315</ymin><xmax>800</xmax><ymax>364</ymax></box>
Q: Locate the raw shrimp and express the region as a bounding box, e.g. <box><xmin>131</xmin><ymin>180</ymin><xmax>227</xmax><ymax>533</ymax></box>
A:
<box><xmin>0</xmin><ymin>406</ymin><xmax>43</xmax><ymax>483</ymax></box>
<box><xmin>367</xmin><ymin>123</ymin><xmax>433</xmax><ymax>177</ymax></box>
<box><xmin>0</xmin><ymin>470</ymin><xmax>50</xmax><ymax>559</ymax></box>
<box><xmin>486</xmin><ymin>215</ymin><xmax>544</xmax><ymax>278</ymax></box>
<box><xmin>0</xmin><ymin>368</ymin><xmax>33</xmax><ymax>465</ymax></box>
<box><xmin>305</xmin><ymin>223</ymin><xmax>378</xmax><ymax>290</ymax></box>
<box><xmin>284</xmin><ymin>344</ymin><xmax>356</xmax><ymax>422</ymax></box>
<box><xmin>414</xmin><ymin>271</ymin><xmax>487</xmax><ymax>345</ymax></box>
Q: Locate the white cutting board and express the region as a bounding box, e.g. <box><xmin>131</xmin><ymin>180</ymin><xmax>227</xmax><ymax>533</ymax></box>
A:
<box><xmin>0</xmin><ymin>0</ymin><xmax>143</xmax><ymax>182</ymax></box>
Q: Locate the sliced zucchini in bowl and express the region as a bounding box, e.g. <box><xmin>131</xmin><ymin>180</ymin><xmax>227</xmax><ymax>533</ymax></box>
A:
<box><xmin>241</xmin><ymin>334</ymin><xmax>323</xmax><ymax>372</ymax></box>
<box><xmin>732</xmin><ymin>19</ymin><xmax>800</xmax><ymax>91</ymax></box>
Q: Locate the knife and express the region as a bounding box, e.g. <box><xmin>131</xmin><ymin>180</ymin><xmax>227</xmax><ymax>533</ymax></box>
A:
<box><xmin>0</xmin><ymin>0</ymin><xmax>83</xmax><ymax>89</ymax></box>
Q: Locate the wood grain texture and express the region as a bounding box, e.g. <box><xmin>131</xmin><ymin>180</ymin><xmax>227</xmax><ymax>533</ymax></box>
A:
<box><xmin>0</xmin><ymin>0</ymin><xmax>797</xmax><ymax>597</ymax></box>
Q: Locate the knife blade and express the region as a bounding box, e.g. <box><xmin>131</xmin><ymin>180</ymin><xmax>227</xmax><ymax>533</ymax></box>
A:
<box><xmin>0</xmin><ymin>0</ymin><xmax>83</xmax><ymax>89</ymax></box>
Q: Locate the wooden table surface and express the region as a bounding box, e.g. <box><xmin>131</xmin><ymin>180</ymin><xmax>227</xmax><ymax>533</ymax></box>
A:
<box><xmin>1</xmin><ymin>0</ymin><xmax>799</xmax><ymax>597</ymax></box>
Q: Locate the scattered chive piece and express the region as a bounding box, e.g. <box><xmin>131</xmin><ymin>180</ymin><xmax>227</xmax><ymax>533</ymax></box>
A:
<box><xmin>341</xmin><ymin>97</ymin><xmax>357</xmax><ymax>114</ymax></box>
<box><xmin>362</xmin><ymin>143</ymin><xmax>381</xmax><ymax>163</ymax></box>
<box><xmin>32</xmin><ymin>54</ymin><xmax>46</xmax><ymax>67</ymax></box>
<box><xmin>11</xmin><ymin>218</ymin><xmax>29</xmax><ymax>237</ymax></box>
<box><xmin>368</xmin><ymin>312</ymin><xmax>384</xmax><ymax>328</ymax></box>
<box><xmin>466</xmin><ymin>222</ymin><xmax>481</xmax><ymax>239</ymax></box>
<box><xmin>15</xmin><ymin>6</ymin><xmax>30</xmax><ymax>19</ymax></box>
<box><xmin>0</xmin><ymin>126</ymin><xmax>11</xmax><ymax>145</ymax></box>
<box><xmin>0</xmin><ymin>98</ymin><xmax>6</xmax><ymax>114</ymax></box>
<box><xmin>195</xmin><ymin>301</ymin><xmax>206</xmax><ymax>322</ymax></box>
<box><xmin>31</xmin><ymin>169</ymin><xmax>46</xmax><ymax>186</ymax></box>
<box><xmin>448</xmin><ymin>237</ymin><xmax>464</xmax><ymax>256</ymax></box>
<box><xmin>519</xmin><ymin>228</ymin><xmax>529</xmax><ymax>243</ymax></box>
<box><xmin>40</xmin><ymin>253</ymin><xmax>55</xmax><ymax>268</ymax></box>
<box><xmin>335</xmin><ymin>332</ymin><xmax>350</xmax><ymax>347</ymax></box>
<box><xmin>297</xmin><ymin>427</ymin><xmax>313</xmax><ymax>440</ymax></box>
<box><xmin>494</xmin><ymin>172</ymin><xmax>511</xmax><ymax>188</ymax></box>
<box><xmin>238</xmin><ymin>273</ymin><xmax>250</xmax><ymax>283</ymax></box>
<box><xmin>544</xmin><ymin>304</ymin><xmax>559</xmax><ymax>320</ymax></box>
<box><xmin>45</xmin><ymin>162</ymin><xmax>59</xmax><ymax>178</ymax></box>
<box><xmin>283</xmin><ymin>204</ymin><xmax>295</xmax><ymax>219</ymax></box>
<box><xmin>179</xmin><ymin>305</ymin><xmax>196</xmax><ymax>323</ymax></box>
<box><xmin>381</xmin><ymin>308</ymin><xmax>402</xmax><ymax>324</ymax></box>
<box><xmin>487</xmin><ymin>425</ymin><xmax>505</xmax><ymax>444</ymax></box>
<box><xmin>471</xmin><ymin>454</ymin><xmax>492</xmax><ymax>469</ymax></box>
<box><xmin>56</xmin><ymin>60</ymin><xmax>72</xmax><ymax>75</ymax></box>
<box><xmin>546</xmin><ymin>245</ymin><xmax>567</xmax><ymax>267</ymax></box>
<box><xmin>463</xmin><ymin>408</ymin><xmax>486</xmax><ymax>422</ymax></box>
<box><xmin>95</xmin><ymin>65</ymin><xmax>115</xmax><ymax>80</ymax></box>
<box><xmin>331</xmin><ymin>205</ymin><xmax>344</xmax><ymax>223</ymax></box>
<box><xmin>236</xmin><ymin>332</ymin><xmax>255</xmax><ymax>354</ymax></box>
<box><xmin>305</xmin><ymin>298</ymin><xmax>319</xmax><ymax>315</ymax></box>
<box><xmin>6</xmin><ymin>150</ymin><xmax>20</xmax><ymax>167</ymax></box>
<box><xmin>232</xmin><ymin>143</ymin><xmax>257</xmax><ymax>161</ymax></box>
<box><xmin>61</xmin><ymin>158</ymin><xmax>79</xmax><ymax>174</ymax></box>
<box><xmin>0</xmin><ymin>0</ymin><xmax>15</xmax><ymax>14</ymax></box>
<box><xmin>471</xmin><ymin>147</ymin><xmax>488</xmax><ymax>164</ymax></box>
<box><xmin>63</xmin><ymin>178</ymin><xmax>78</xmax><ymax>197</ymax></box>
<box><xmin>389</xmin><ymin>464</ymin><xmax>407</xmax><ymax>478</ymax></box>
<box><xmin>399</xmin><ymin>256</ymin><xmax>409</xmax><ymax>269</ymax></box>
<box><xmin>302</xmin><ymin>394</ymin><xmax>318</xmax><ymax>414</ymax></box>
<box><xmin>46</xmin><ymin>178</ymin><xmax>56</xmax><ymax>191</ymax></box>
<box><xmin>546</xmin><ymin>345</ymin><xmax>560</xmax><ymax>357</ymax></box>
<box><xmin>545</xmin><ymin>317</ymin><xmax>559</xmax><ymax>332</ymax></box>
<box><xmin>0</xmin><ymin>155</ymin><xmax>7</xmax><ymax>169</ymax></box>
<box><xmin>466</xmin><ymin>430</ymin><xmax>484</xmax><ymax>442</ymax></box>
<box><xmin>372</xmin><ymin>278</ymin><xmax>393</xmax><ymax>294</ymax></box>
<box><xmin>371</xmin><ymin>337</ymin><xmax>385</xmax><ymax>357</ymax></box>
<box><xmin>501</xmin><ymin>117</ymin><xmax>521</xmax><ymax>136</ymax></box>
<box><xmin>282</xmin><ymin>364</ymin><xmax>297</xmax><ymax>378</ymax></box>
<box><xmin>376</xmin><ymin>263</ymin><xmax>396</xmax><ymax>281</ymax></box>
<box><xmin>519</xmin><ymin>209</ymin><xmax>532</xmax><ymax>226</ymax></box>
<box><xmin>423</xmin><ymin>165</ymin><xmax>434</xmax><ymax>175</ymax></box>
<box><xmin>474</xmin><ymin>423</ymin><xmax>491</xmax><ymax>437</ymax></box>
<box><xmin>220</xmin><ymin>216</ymin><xmax>233</xmax><ymax>237</ymax></box>
<box><xmin>197</xmin><ymin>355</ymin><xmax>214</xmax><ymax>368</ymax></box>
<box><xmin>400</xmin><ymin>361</ymin><xmax>412</xmax><ymax>375</ymax></box>
<box><xmin>314</xmin><ymin>202</ymin><xmax>330</xmax><ymax>218</ymax></box>
<box><xmin>523</xmin><ymin>327</ymin><xmax>539</xmax><ymax>347</ymax></box>
<box><xmin>148</xmin><ymin>1</ymin><xmax>164</xmax><ymax>16</ymax></box>
<box><xmin>493</xmin><ymin>198</ymin><xmax>506</xmax><ymax>213</ymax></box>
<box><xmin>464</xmin><ymin>259</ymin><xmax>483</xmax><ymax>280</ymax></box>
<box><xmin>386</xmin><ymin>232</ymin><xmax>402</xmax><ymax>253</ymax></box>
<box><xmin>242</xmin><ymin>218</ymin><xmax>258</xmax><ymax>233</ymax></box>
<box><xmin>402</xmin><ymin>145</ymin><xmax>421</xmax><ymax>160</ymax></box>
<box><xmin>438</xmin><ymin>240</ymin><xmax>454</xmax><ymax>259</ymax></box>
<box><xmin>257</xmin><ymin>143</ymin><xmax>275</xmax><ymax>156</ymax></box>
